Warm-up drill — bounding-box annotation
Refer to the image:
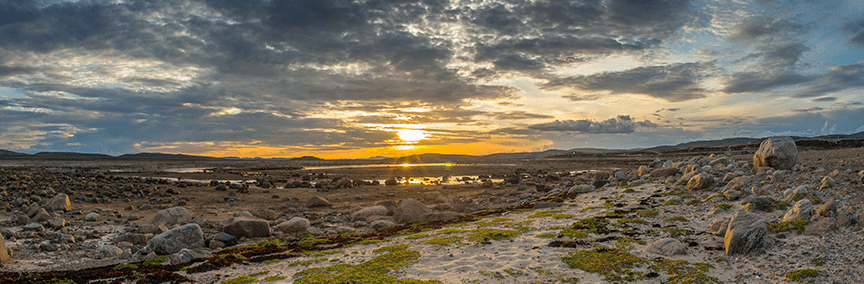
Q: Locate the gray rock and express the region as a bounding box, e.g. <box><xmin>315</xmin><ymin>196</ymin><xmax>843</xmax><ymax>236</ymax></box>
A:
<box><xmin>44</xmin><ymin>194</ymin><xmax>71</xmax><ymax>212</ymax></box>
<box><xmin>637</xmin><ymin>166</ymin><xmax>651</xmax><ymax>177</ymax></box>
<box><xmin>49</xmin><ymin>232</ymin><xmax>75</xmax><ymax>244</ymax></box>
<box><xmin>687</xmin><ymin>173</ymin><xmax>714</xmax><ymax>191</ymax></box>
<box><xmin>31</xmin><ymin>209</ymin><xmax>51</xmax><ymax>223</ymax></box>
<box><xmin>752</xmin><ymin>136</ymin><xmax>798</xmax><ymax>170</ymax></box>
<box><xmin>419</xmin><ymin>211</ymin><xmax>461</xmax><ymax>222</ymax></box>
<box><xmin>724</xmin><ymin>211</ymin><xmax>767</xmax><ymax>255</ymax></box>
<box><xmin>370</xmin><ymin>219</ymin><xmax>396</xmax><ymax>230</ymax></box>
<box><xmin>145</xmin><ymin>223</ymin><xmax>204</xmax><ymax>255</ymax></box>
<box><xmin>46</xmin><ymin>217</ymin><xmax>65</xmax><ymax>229</ymax></box>
<box><xmin>568</xmin><ymin>184</ymin><xmax>594</xmax><ymax>195</ymax></box>
<box><xmin>819</xmin><ymin>176</ymin><xmax>835</xmax><ymax>191</ymax></box>
<box><xmin>208</xmin><ymin>232</ymin><xmax>238</xmax><ymax>247</ymax></box>
<box><xmin>275</xmin><ymin>217</ymin><xmax>310</xmax><ymax>234</ymax></box>
<box><xmin>14</xmin><ymin>215</ymin><xmax>29</xmax><ymax>225</ymax></box>
<box><xmin>85</xmin><ymin>212</ymin><xmax>100</xmax><ymax>222</ymax></box>
<box><xmin>723</xmin><ymin>189</ymin><xmax>741</xmax><ymax>201</ymax></box>
<box><xmin>351</xmin><ymin>206</ymin><xmax>388</xmax><ymax>221</ymax></box>
<box><xmin>172</xmin><ymin>248</ymin><xmax>212</xmax><ymax>264</ymax></box>
<box><xmin>649</xmin><ymin>168</ymin><xmax>679</xmax><ymax>178</ymax></box>
<box><xmin>253</xmin><ymin>209</ymin><xmax>279</xmax><ymax>221</ymax></box>
<box><xmin>816</xmin><ymin>199</ymin><xmax>837</xmax><ymax>217</ymax></box>
<box><xmin>783</xmin><ymin>199</ymin><xmax>814</xmax><ymax>222</ymax></box>
<box><xmin>711</xmin><ymin>219</ymin><xmax>730</xmax><ymax>236</ymax></box>
<box><xmin>116</xmin><ymin>233</ymin><xmax>149</xmax><ymax>246</ymax></box>
<box><xmin>393</xmin><ymin>199</ymin><xmax>429</xmax><ymax>224</ymax></box>
<box><xmin>96</xmin><ymin>245</ymin><xmax>123</xmax><ymax>259</ymax></box>
<box><xmin>805</xmin><ymin>217</ymin><xmax>838</xmax><ymax>236</ymax></box>
<box><xmin>22</xmin><ymin>223</ymin><xmax>44</xmax><ymax>232</ymax></box>
<box><xmin>305</xmin><ymin>196</ymin><xmax>332</xmax><ymax>208</ymax></box>
<box><xmin>151</xmin><ymin>207</ymin><xmax>192</xmax><ymax>227</ymax></box>
<box><xmin>221</xmin><ymin>217</ymin><xmax>271</xmax><ymax>238</ymax></box>
<box><xmin>744</xmin><ymin>198</ymin><xmax>772</xmax><ymax>212</ymax></box>
<box><xmin>642</xmin><ymin>238</ymin><xmax>687</xmax><ymax>256</ymax></box>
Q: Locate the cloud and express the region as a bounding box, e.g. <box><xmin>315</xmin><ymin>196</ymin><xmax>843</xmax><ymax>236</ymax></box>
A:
<box><xmin>726</xmin><ymin>16</ymin><xmax>805</xmax><ymax>43</ymax></box>
<box><xmin>528</xmin><ymin>115</ymin><xmax>657</xmax><ymax>134</ymax></box>
<box><xmin>544</xmin><ymin>62</ymin><xmax>715</xmax><ymax>102</ymax></box>
<box><xmin>844</xmin><ymin>18</ymin><xmax>864</xmax><ymax>46</ymax></box>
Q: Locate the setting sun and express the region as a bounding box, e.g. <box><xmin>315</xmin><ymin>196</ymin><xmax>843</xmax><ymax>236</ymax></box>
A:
<box><xmin>396</xmin><ymin>129</ymin><xmax>428</xmax><ymax>142</ymax></box>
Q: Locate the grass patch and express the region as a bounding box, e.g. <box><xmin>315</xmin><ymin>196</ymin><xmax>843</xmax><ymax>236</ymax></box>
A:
<box><xmin>249</xmin><ymin>271</ymin><xmax>270</xmax><ymax>277</ymax></box>
<box><xmin>467</xmin><ymin>229</ymin><xmax>521</xmax><ymax>244</ymax></box>
<box><xmin>661</xmin><ymin>227</ymin><xmax>694</xmax><ymax>238</ymax></box>
<box><xmin>303</xmin><ymin>250</ymin><xmax>343</xmax><ymax>257</ymax></box>
<box><xmin>785</xmin><ymin>269</ymin><xmax>819</xmax><ymax>282</ymax></box>
<box><xmin>562</xmin><ymin>247</ymin><xmax>648</xmax><ymax>282</ymax></box>
<box><xmin>810</xmin><ymin>257</ymin><xmax>825</xmax><ymax>266</ymax></box>
<box><xmin>768</xmin><ymin>219</ymin><xmax>810</xmax><ymax>234</ymax></box>
<box><xmin>808</xmin><ymin>196</ymin><xmax>822</xmax><ymax>205</ymax></box>
<box><xmin>293</xmin><ymin>246</ymin><xmax>441</xmax><ymax>284</ymax></box>
<box><xmin>47</xmin><ymin>279</ymin><xmax>77</xmax><ymax>284</ymax></box>
<box><xmin>421</xmin><ymin>236</ymin><xmax>463</xmax><ymax>247</ymax></box>
<box><xmin>662</xmin><ymin>199</ymin><xmax>682</xmax><ymax>206</ymax></box>
<box><xmin>262</xmin><ymin>259</ymin><xmax>282</xmax><ymax>265</ymax></box>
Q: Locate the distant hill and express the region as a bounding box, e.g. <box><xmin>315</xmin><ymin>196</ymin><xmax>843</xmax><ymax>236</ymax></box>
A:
<box><xmin>0</xmin><ymin>150</ymin><xmax>28</xmax><ymax>157</ymax></box>
<box><xmin>117</xmin><ymin>153</ymin><xmax>218</xmax><ymax>160</ymax></box>
<box><xmin>33</xmin><ymin>152</ymin><xmax>113</xmax><ymax>159</ymax></box>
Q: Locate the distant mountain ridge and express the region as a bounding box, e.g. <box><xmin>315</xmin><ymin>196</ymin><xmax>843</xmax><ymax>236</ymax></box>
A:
<box><xmin>2</xmin><ymin>131</ymin><xmax>863</xmax><ymax>161</ymax></box>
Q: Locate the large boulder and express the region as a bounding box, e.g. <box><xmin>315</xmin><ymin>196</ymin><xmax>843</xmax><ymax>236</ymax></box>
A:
<box><xmin>686</xmin><ymin>173</ymin><xmax>714</xmax><ymax>191</ymax></box>
<box><xmin>642</xmin><ymin>238</ymin><xmax>686</xmax><ymax>256</ymax></box>
<box><xmin>650</xmin><ymin>167</ymin><xmax>679</xmax><ymax>178</ymax></box>
<box><xmin>221</xmin><ymin>217</ymin><xmax>271</xmax><ymax>238</ymax></box>
<box><xmin>351</xmin><ymin>206</ymin><xmax>388</xmax><ymax>221</ymax></box>
<box><xmin>151</xmin><ymin>207</ymin><xmax>192</xmax><ymax>227</ymax></box>
<box><xmin>783</xmin><ymin>199</ymin><xmax>814</xmax><ymax>222</ymax></box>
<box><xmin>145</xmin><ymin>223</ymin><xmax>204</xmax><ymax>255</ymax></box>
<box><xmin>724</xmin><ymin>211</ymin><xmax>767</xmax><ymax>255</ymax></box>
<box><xmin>44</xmin><ymin>194</ymin><xmax>71</xmax><ymax>212</ymax></box>
<box><xmin>393</xmin><ymin>199</ymin><xmax>429</xmax><ymax>224</ymax></box>
<box><xmin>753</xmin><ymin>136</ymin><xmax>798</xmax><ymax>170</ymax></box>
<box><xmin>305</xmin><ymin>196</ymin><xmax>332</xmax><ymax>208</ymax></box>
<box><xmin>275</xmin><ymin>217</ymin><xmax>310</xmax><ymax>234</ymax></box>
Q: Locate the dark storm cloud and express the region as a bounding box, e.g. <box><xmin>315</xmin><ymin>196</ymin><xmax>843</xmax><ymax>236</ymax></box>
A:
<box><xmin>726</xmin><ymin>16</ymin><xmax>805</xmax><ymax>43</ymax></box>
<box><xmin>528</xmin><ymin>115</ymin><xmax>657</xmax><ymax>134</ymax></box>
<box><xmin>722</xmin><ymin>72</ymin><xmax>814</xmax><ymax>94</ymax></box>
<box><xmin>544</xmin><ymin>62</ymin><xmax>714</xmax><ymax>102</ymax></box>
<box><xmin>812</xmin><ymin>97</ymin><xmax>837</xmax><ymax>102</ymax></box>
<box><xmin>844</xmin><ymin>18</ymin><xmax>864</xmax><ymax>45</ymax></box>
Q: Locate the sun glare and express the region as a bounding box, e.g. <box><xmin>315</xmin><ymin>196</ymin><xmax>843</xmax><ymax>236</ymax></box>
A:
<box><xmin>396</xmin><ymin>129</ymin><xmax>428</xmax><ymax>142</ymax></box>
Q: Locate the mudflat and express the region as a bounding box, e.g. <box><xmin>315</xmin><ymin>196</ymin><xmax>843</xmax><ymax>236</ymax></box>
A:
<box><xmin>0</xmin><ymin>146</ymin><xmax>863</xmax><ymax>283</ymax></box>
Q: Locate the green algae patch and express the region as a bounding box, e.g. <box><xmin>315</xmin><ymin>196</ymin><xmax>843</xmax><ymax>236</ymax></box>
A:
<box><xmin>536</xmin><ymin>232</ymin><xmax>558</xmax><ymax>238</ymax></box>
<box><xmin>288</xmin><ymin>258</ymin><xmax>329</xmax><ymax>267</ymax></box>
<box><xmin>662</xmin><ymin>199</ymin><xmax>682</xmax><ymax>206</ymax></box>
<box><xmin>220</xmin><ymin>275</ymin><xmax>258</xmax><ymax>284</ymax></box>
<box><xmin>617</xmin><ymin>218</ymin><xmax>649</xmax><ymax>225</ymax></box>
<box><xmin>435</xmin><ymin>228</ymin><xmax>469</xmax><ymax>235</ymax></box>
<box><xmin>663</xmin><ymin>216</ymin><xmax>689</xmax><ymax>223</ymax></box>
<box><xmin>264</xmin><ymin>275</ymin><xmax>287</xmax><ymax>282</ymax></box>
<box><xmin>468</xmin><ymin>229</ymin><xmax>522</xmax><ymax>244</ymax></box>
<box><xmin>357</xmin><ymin>239</ymin><xmax>388</xmax><ymax>245</ymax></box>
<box><xmin>768</xmin><ymin>219</ymin><xmax>810</xmax><ymax>234</ymax></box>
<box><xmin>293</xmin><ymin>246</ymin><xmax>441</xmax><ymax>284</ymax></box>
<box><xmin>785</xmin><ymin>269</ymin><xmax>819</xmax><ymax>282</ymax></box>
<box><xmin>421</xmin><ymin>236</ymin><xmax>463</xmax><ymax>247</ymax></box>
<box><xmin>636</xmin><ymin>209</ymin><xmax>659</xmax><ymax>217</ymax></box>
<box><xmin>651</xmin><ymin>259</ymin><xmax>719</xmax><ymax>284</ymax></box>
<box><xmin>141</xmin><ymin>256</ymin><xmax>168</xmax><ymax>266</ymax></box>
<box><xmin>562</xmin><ymin>247</ymin><xmax>648</xmax><ymax>282</ymax></box>
<box><xmin>298</xmin><ymin>236</ymin><xmax>330</xmax><ymax>247</ymax></box>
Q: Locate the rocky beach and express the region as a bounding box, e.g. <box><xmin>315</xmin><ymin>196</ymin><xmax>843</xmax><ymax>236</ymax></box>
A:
<box><xmin>0</xmin><ymin>137</ymin><xmax>863</xmax><ymax>283</ymax></box>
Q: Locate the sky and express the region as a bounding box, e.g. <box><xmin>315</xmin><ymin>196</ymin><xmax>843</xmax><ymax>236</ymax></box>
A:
<box><xmin>1</xmin><ymin>0</ymin><xmax>863</xmax><ymax>159</ymax></box>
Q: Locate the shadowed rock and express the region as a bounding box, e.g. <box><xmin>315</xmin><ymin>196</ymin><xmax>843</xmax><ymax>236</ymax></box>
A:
<box><xmin>0</xmin><ymin>232</ymin><xmax>8</xmax><ymax>262</ymax></box>
<box><xmin>221</xmin><ymin>217</ymin><xmax>271</xmax><ymax>238</ymax></box>
<box><xmin>394</xmin><ymin>199</ymin><xmax>429</xmax><ymax>224</ymax></box>
<box><xmin>45</xmin><ymin>194</ymin><xmax>71</xmax><ymax>212</ymax></box>
<box><xmin>724</xmin><ymin>211</ymin><xmax>767</xmax><ymax>255</ymax></box>
<box><xmin>145</xmin><ymin>223</ymin><xmax>204</xmax><ymax>255</ymax></box>
<box><xmin>642</xmin><ymin>238</ymin><xmax>686</xmax><ymax>256</ymax></box>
